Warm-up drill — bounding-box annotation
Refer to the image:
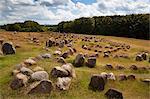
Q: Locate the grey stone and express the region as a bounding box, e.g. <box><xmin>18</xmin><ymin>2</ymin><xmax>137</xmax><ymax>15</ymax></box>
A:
<box><xmin>2</xmin><ymin>42</ymin><xmax>16</xmax><ymax>55</ymax></box>
<box><xmin>73</xmin><ymin>53</ymin><xmax>85</xmax><ymax>67</ymax></box>
<box><xmin>105</xmin><ymin>88</ymin><xmax>123</xmax><ymax>99</ymax></box>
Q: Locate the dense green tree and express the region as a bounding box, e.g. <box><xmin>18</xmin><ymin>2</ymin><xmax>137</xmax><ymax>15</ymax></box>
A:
<box><xmin>57</xmin><ymin>14</ymin><xmax>149</xmax><ymax>40</ymax></box>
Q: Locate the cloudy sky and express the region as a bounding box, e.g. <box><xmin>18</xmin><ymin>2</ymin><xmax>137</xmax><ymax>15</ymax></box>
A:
<box><xmin>0</xmin><ymin>0</ymin><xmax>149</xmax><ymax>25</ymax></box>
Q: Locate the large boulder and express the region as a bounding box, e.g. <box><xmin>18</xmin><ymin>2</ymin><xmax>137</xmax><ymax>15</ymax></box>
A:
<box><xmin>73</xmin><ymin>53</ymin><xmax>85</xmax><ymax>67</ymax></box>
<box><xmin>2</xmin><ymin>42</ymin><xmax>16</xmax><ymax>55</ymax></box>
<box><xmin>51</xmin><ymin>67</ymin><xmax>69</xmax><ymax>77</ymax></box>
<box><xmin>27</xmin><ymin>80</ymin><xmax>53</xmax><ymax>94</ymax></box>
<box><xmin>105</xmin><ymin>88</ymin><xmax>123</xmax><ymax>99</ymax></box>
<box><xmin>89</xmin><ymin>74</ymin><xmax>106</xmax><ymax>91</ymax></box>
<box><xmin>10</xmin><ymin>73</ymin><xmax>28</xmax><ymax>90</ymax></box>
<box><xmin>86</xmin><ymin>57</ymin><xmax>96</xmax><ymax>68</ymax></box>
<box><xmin>31</xmin><ymin>71</ymin><xmax>49</xmax><ymax>81</ymax></box>
<box><xmin>56</xmin><ymin>77</ymin><xmax>72</xmax><ymax>90</ymax></box>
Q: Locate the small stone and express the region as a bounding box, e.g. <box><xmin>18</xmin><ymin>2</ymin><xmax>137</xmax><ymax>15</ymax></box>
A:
<box><xmin>130</xmin><ymin>65</ymin><xmax>138</xmax><ymax>70</ymax></box>
<box><xmin>107</xmin><ymin>73</ymin><xmax>116</xmax><ymax>80</ymax></box>
<box><xmin>33</xmin><ymin>66</ymin><xmax>44</xmax><ymax>72</ymax></box>
<box><xmin>105</xmin><ymin>64</ymin><xmax>113</xmax><ymax>69</ymax></box>
<box><xmin>115</xmin><ymin>65</ymin><xmax>125</xmax><ymax>70</ymax></box>
<box><xmin>141</xmin><ymin>79</ymin><xmax>150</xmax><ymax>84</ymax></box>
<box><xmin>57</xmin><ymin>57</ymin><xmax>66</xmax><ymax>64</ymax></box>
<box><xmin>118</xmin><ymin>74</ymin><xmax>127</xmax><ymax>81</ymax></box>
<box><xmin>61</xmin><ymin>52</ymin><xmax>69</xmax><ymax>59</ymax></box>
<box><xmin>105</xmin><ymin>88</ymin><xmax>123</xmax><ymax>99</ymax></box>
<box><xmin>41</xmin><ymin>53</ymin><xmax>51</xmax><ymax>59</ymax></box>
<box><xmin>54</xmin><ymin>50</ymin><xmax>62</xmax><ymax>55</ymax></box>
<box><xmin>135</xmin><ymin>55</ymin><xmax>143</xmax><ymax>61</ymax></box>
<box><xmin>24</xmin><ymin>58</ymin><xmax>37</xmax><ymax>66</ymax></box>
<box><xmin>127</xmin><ymin>75</ymin><xmax>136</xmax><ymax>80</ymax></box>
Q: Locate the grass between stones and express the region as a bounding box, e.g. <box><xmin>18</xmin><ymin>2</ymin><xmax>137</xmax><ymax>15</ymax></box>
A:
<box><xmin>0</xmin><ymin>32</ymin><xmax>149</xmax><ymax>99</ymax></box>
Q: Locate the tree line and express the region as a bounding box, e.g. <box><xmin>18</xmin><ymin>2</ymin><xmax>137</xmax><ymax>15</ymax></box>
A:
<box><xmin>58</xmin><ymin>14</ymin><xmax>149</xmax><ymax>40</ymax></box>
<box><xmin>0</xmin><ymin>14</ymin><xmax>149</xmax><ymax>40</ymax></box>
<box><xmin>0</xmin><ymin>20</ymin><xmax>49</xmax><ymax>32</ymax></box>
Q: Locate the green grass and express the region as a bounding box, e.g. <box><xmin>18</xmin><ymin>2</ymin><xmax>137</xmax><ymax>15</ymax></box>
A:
<box><xmin>0</xmin><ymin>32</ymin><xmax>149</xmax><ymax>99</ymax></box>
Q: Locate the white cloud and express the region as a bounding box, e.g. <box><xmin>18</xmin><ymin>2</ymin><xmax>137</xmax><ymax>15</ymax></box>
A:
<box><xmin>0</xmin><ymin>0</ymin><xmax>149</xmax><ymax>25</ymax></box>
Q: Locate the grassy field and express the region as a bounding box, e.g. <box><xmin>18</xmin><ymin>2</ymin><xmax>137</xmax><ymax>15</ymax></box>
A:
<box><xmin>0</xmin><ymin>31</ymin><xmax>149</xmax><ymax>99</ymax></box>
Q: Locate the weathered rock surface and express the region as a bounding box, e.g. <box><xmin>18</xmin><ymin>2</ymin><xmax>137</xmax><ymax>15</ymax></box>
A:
<box><xmin>2</xmin><ymin>42</ymin><xmax>16</xmax><ymax>55</ymax></box>
<box><xmin>105</xmin><ymin>88</ymin><xmax>123</xmax><ymax>99</ymax></box>
<box><xmin>10</xmin><ymin>73</ymin><xmax>28</xmax><ymax>90</ymax></box>
<box><xmin>73</xmin><ymin>53</ymin><xmax>85</xmax><ymax>67</ymax></box>
<box><xmin>28</xmin><ymin>80</ymin><xmax>53</xmax><ymax>94</ymax></box>
<box><xmin>86</xmin><ymin>57</ymin><xmax>96</xmax><ymax>68</ymax></box>
<box><xmin>56</xmin><ymin>77</ymin><xmax>72</xmax><ymax>90</ymax></box>
<box><xmin>89</xmin><ymin>74</ymin><xmax>106</xmax><ymax>91</ymax></box>
<box><xmin>31</xmin><ymin>71</ymin><xmax>49</xmax><ymax>81</ymax></box>
<box><xmin>51</xmin><ymin>67</ymin><xmax>69</xmax><ymax>77</ymax></box>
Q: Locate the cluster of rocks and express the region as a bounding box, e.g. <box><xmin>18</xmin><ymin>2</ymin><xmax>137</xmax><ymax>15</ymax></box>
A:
<box><xmin>89</xmin><ymin>73</ymin><xmax>123</xmax><ymax>99</ymax></box>
<box><xmin>10</xmin><ymin>53</ymin><xmax>54</xmax><ymax>94</ymax></box>
<box><xmin>53</xmin><ymin>47</ymin><xmax>76</xmax><ymax>64</ymax></box>
<box><xmin>81</xmin><ymin>36</ymin><xmax>131</xmax><ymax>53</ymax></box>
<box><xmin>46</xmin><ymin>38</ymin><xmax>72</xmax><ymax>48</ymax></box>
<box><xmin>10</xmin><ymin>52</ymin><xmax>77</xmax><ymax>94</ymax></box>
<box><xmin>129</xmin><ymin>65</ymin><xmax>149</xmax><ymax>71</ymax></box>
<box><xmin>118</xmin><ymin>74</ymin><xmax>136</xmax><ymax>81</ymax></box>
<box><xmin>51</xmin><ymin>63</ymin><xmax>76</xmax><ymax>90</ymax></box>
<box><xmin>113</xmin><ymin>53</ymin><xmax>129</xmax><ymax>59</ymax></box>
<box><xmin>104</xmin><ymin>64</ymin><xmax>149</xmax><ymax>71</ymax></box>
<box><xmin>29</xmin><ymin>37</ymin><xmax>40</xmax><ymax>45</ymax></box>
<box><xmin>73</xmin><ymin>53</ymin><xmax>97</xmax><ymax>68</ymax></box>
